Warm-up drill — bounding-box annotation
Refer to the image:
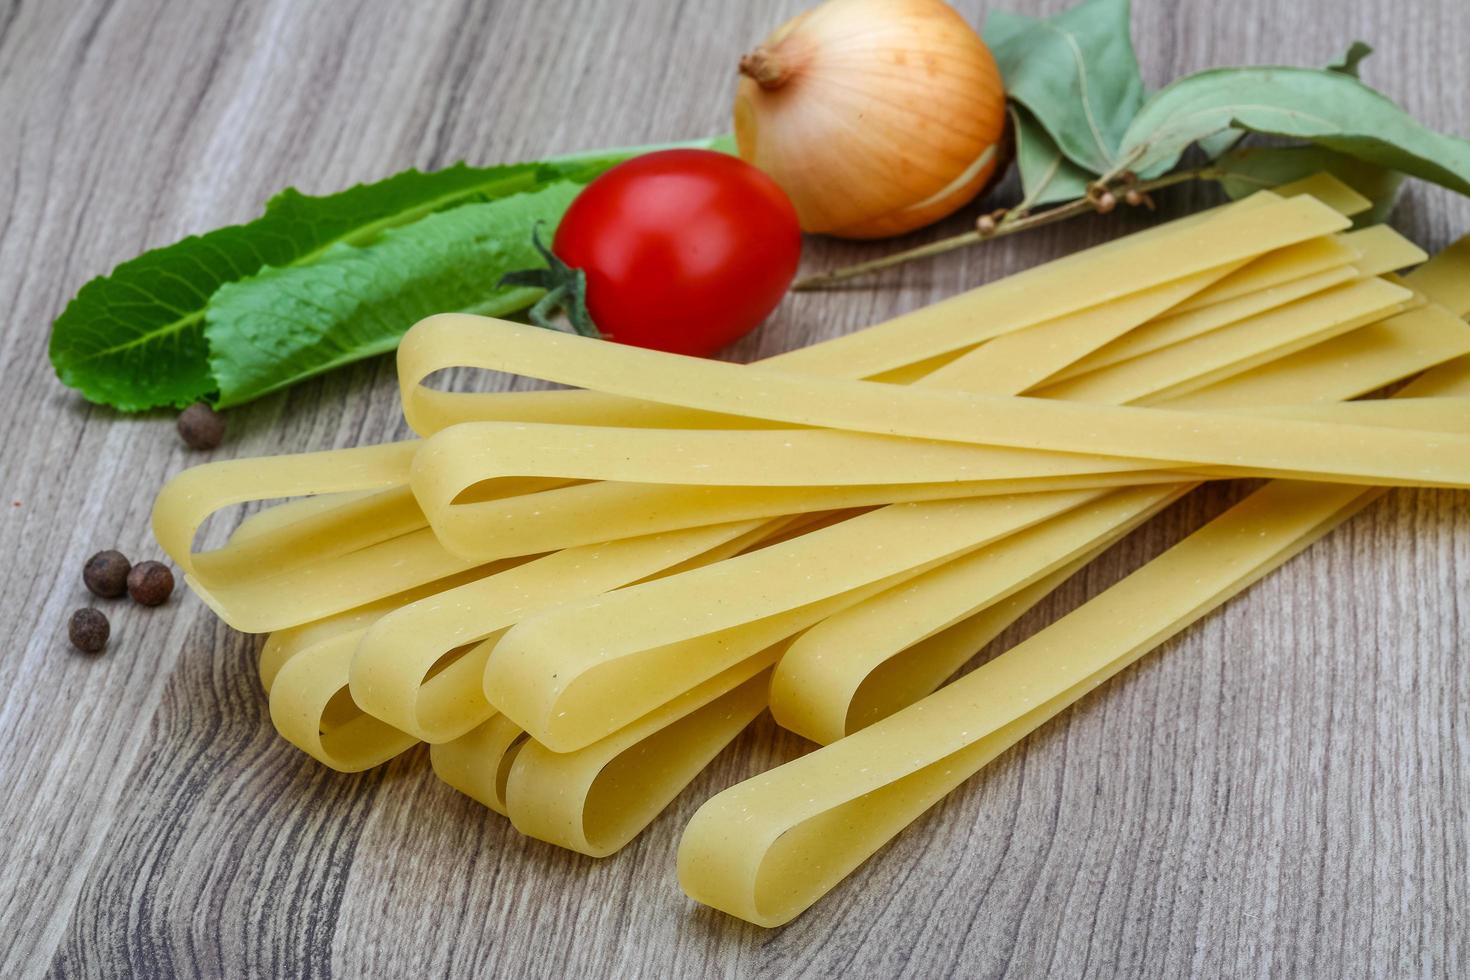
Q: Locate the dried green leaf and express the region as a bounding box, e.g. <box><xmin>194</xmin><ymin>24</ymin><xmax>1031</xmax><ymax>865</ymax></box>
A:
<box><xmin>983</xmin><ymin>0</ymin><xmax>1143</xmax><ymax>175</ymax></box>
<box><xmin>1328</xmin><ymin>41</ymin><xmax>1374</xmax><ymax>78</ymax></box>
<box><xmin>1010</xmin><ymin>107</ymin><xmax>1094</xmax><ymax>210</ymax></box>
<box><xmin>1120</xmin><ymin>67</ymin><xmax>1470</xmax><ymax>197</ymax></box>
<box><xmin>1212</xmin><ymin>144</ymin><xmax>1405</xmax><ymax>224</ymax></box>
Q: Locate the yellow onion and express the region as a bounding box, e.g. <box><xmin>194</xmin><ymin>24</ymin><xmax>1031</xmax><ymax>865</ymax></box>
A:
<box><xmin>734</xmin><ymin>0</ymin><xmax>1006</xmax><ymax>239</ymax></box>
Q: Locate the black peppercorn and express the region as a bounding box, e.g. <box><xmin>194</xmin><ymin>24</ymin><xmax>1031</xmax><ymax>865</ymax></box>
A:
<box><xmin>69</xmin><ymin>608</ymin><xmax>110</xmax><ymax>653</ymax></box>
<box><xmin>177</xmin><ymin>402</ymin><xmax>226</xmax><ymax>450</ymax></box>
<box><xmin>127</xmin><ymin>560</ymin><xmax>175</xmax><ymax>606</ymax></box>
<box><xmin>83</xmin><ymin>549</ymin><xmax>132</xmax><ymax>598</ymax></box>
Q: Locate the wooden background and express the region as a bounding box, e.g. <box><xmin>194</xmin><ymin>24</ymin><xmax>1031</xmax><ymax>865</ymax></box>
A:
<box><xmin>1</xmin><ymin>0</ymin><xmax>1466</xmax><ymax>976</ymax></box>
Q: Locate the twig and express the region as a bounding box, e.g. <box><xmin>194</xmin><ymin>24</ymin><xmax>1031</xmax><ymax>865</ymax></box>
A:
<box><xmin>792</xmin><ymin>168</ymin><xmax>1216</xmax><ymax>291</ymax></box>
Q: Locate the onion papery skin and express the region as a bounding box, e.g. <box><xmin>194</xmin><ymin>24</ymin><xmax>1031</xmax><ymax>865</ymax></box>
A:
<box><xmin>734</xmin><ymin>0</ymin><xmax>1006</xmax><ymax>239</ymax></box>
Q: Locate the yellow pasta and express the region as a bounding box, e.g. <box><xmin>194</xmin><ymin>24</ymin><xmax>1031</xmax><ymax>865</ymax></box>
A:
<box><xmin>1163</xmin><ymin>303</ymin><xmax>1470</xmax><ymax>409</ymax></box>
<box><xmin>270</xmin><ymin>633</ymin><xmax>421</xmax><ymax>771</ymax></box>
<box><xmin>772</xmin><ymin>484</ymin><xmax>1186</xmax><ymax>743</ymax></box>
<box><xmin>348</xmin><ymin>518</ymin><xmax>779</xmax><ymax>745</ymax></box>
<box><xmin>1048</xmin><ymin>225</ymin><xmax>1423</xmax><ymax>383</ymax></box>
<box><xmin>150</xmin><ymin>171</ymin><xmax>1470</xmax><ymax>922</ymax></box>
<box><xmin>486</xmin><ymin>489</ymin><xmax>1110</xmax><ymax>752</ymax></box>
<box><xmin>1034</xmin><ymin>276</ymin><xmax>1410</xmax><ymax>404</ymax></box>
<box><xmin>430</xmin><ymin>715</ymin><xmax>528</xmax><ymax>816</ymax></box>
<box><xmin>951</xmin><ymin>222</ymin><xmax>1426</xmax><ymax>394</ymax></box>
<box><xmin>404</xmin><ymin>193</ymin><xmax>1350</xmax><ymax>434</ymax></box>
<box><xmin>397</xmin><ymin>306</ymin><xmax>1470</xmax><ymax>491</ymax></box>
<box><xmin>1402</xmin><ymin>233</ymin><xmax>1470</xmax><ymax>317</ymax></box>
<box><xmin>767</xmin><ymin>308</ymin><xmax>1469</xmax><ymax>746</ymax></box>
<box><xmin>678</xmin><ymin>478</ymin><xmax>1378</xmax><ymax>927</ymax></box>
<box><xmin>163</xmin><ymin>194</ymin><xmax>1358</xmax><ymax>634</ymax></box>
<box><xmin>257</xmin><ymin>205</ymin><xmax>1391</xmax><ymax>763</ymax></box>
<box><xmin>505</xmin><ymin>662</ymin><xmax>773</xmax><ymax>856</ymax></box>
<box><xmin>760</xmin><ymin>248</ymin><xmax>1470</xmax><ymax>751</ymax></box>
<box><xmin>768</xmin><ymin>394</ymin><xmax>1470</xmax><ymax>746</ymax></box>
<box><xmin>674</xmin><ymin>250</ymin><xmax>1470</xmax><ymax>928</ymax></box>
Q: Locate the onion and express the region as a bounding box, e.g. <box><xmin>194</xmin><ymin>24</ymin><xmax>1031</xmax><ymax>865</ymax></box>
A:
<box><xmin>734</xmin><ymin>0</ymin><xmax>1006</xmax><ymax>239</ymax></box>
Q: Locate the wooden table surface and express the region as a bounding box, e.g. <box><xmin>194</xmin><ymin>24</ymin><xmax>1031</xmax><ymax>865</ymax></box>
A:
<box><xmin>2</xmin><ymin>1</ymin><xmax>1467</xmax><ymax>976</ymax></box>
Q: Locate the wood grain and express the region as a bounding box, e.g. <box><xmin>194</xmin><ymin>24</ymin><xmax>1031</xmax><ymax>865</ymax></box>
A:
<box><xmin>0</xmin><ymin>0</ymin><xmax>1466</xmax><ymax>976</ymax></box>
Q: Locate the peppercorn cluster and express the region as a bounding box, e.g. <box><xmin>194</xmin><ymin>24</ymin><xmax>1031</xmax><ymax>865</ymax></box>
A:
<box><xmin>70</xmin><ymin>549</ymin><xmax>176</xmax><ymax>654</ymax></box>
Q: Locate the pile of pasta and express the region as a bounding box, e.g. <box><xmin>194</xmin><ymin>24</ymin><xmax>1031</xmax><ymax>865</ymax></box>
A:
<box><xmin>154</xmin><ymin>174</ymin><xmax>1470</xmax><ymax>927</ymax></box>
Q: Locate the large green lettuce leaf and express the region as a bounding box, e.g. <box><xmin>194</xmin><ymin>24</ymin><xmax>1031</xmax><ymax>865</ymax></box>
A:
<box><xmin>205</xmin><ymin>182</ymin><xmax>581</xmax><ymax>407</ymax></box>
<box><xmin>49</xmin><ymin>138</ymin><xmax>729</xmax><ymax>411</ymax></box>
<box><xmin>50</xmin><ymin>160</ymin><xmax>591</xmax><ymax>410</ymax></box>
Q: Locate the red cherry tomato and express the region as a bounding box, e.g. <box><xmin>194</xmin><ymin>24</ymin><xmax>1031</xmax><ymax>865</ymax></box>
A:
<box><xmin>553</xmin><ymin>149</ymin><xmax>802</xmax><ymax>356</ymax></box>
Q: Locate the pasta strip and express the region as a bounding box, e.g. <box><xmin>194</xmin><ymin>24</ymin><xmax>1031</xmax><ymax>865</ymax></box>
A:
<box><xmin>417</xmin><ymin>473</ymin><xmax>1194</xmax><ymax>562</ymax></box>
<box><xmin>408</xmin><ymin>294</ymin><xmax>1470</xmax><ymax>558</ymax></box>
<box><xmin>348</xmin><ymin>519</ymin><xmax>776</xmax><ymax>744</ymax></box>
<box><xmin>1168</xmin><ymin>234</ymin><xmax>1355</xmax><ymax>313</ymax></box>
<box><xmin>768</xmin><ymin>395</ymin><xmax>1470</xmax><ymax>746</ymax></box>
<box><xmin>485</xmin><ymin>490</ymin><xmax>1112</xmax><ymax>751</ymax></box>
<box><xmin>467</xmin><ymin>308</ymin><xmax>1470</xmax><ymax>853</ymax></box>
<box><xmin>396</xmin><ymin>306</ymin><xmax>1470</xmax><ymax>490</ymax></box>
<box><xmin>1164</xmin><ymin>303</ymin><xmax>1470</xmax><ymax>409</ymax></box>
<box><xmin>771</xmin><ymin>484</ymin><xmax>1190</xmax><ymax>743</ymax></box>
<box><xmin>1065</xmin><ymin>225</ymin><xmax>1426</xmax><ymax>378</ymax></box>
<box><xmin>675</xmin><ymin>259</ymin><xmax>1470</xmax><ymax>928</ymax></box>
<box><xmin>1032</xmin><ymin>277</ymin><xmax>1410</xmax><ymax>404</ymax></box>
<box><xmin>505</xmin><ymin>663</ymin><xmax>774</xmax><ymax>856</ymax></box>
<box><xmin>763</xmin><ymin>292</ymin><xmax>1470</xmax><ymax>745</ymax></box>
<box><xmin>161</xmin><ymin>198</ymin><xmax>1350</xmax><ymax>628</ymax></box>
<box><xmin>249</xmin><ymin>199</ymin><xmax>1375</xmax><ymax>752</ymax></box>
<box><xmin>677</xmin><ymin>478</ymin><xmax>1377</xmax><ymax>927</ymax></box>
<box><xmin>909</xmin><ymin>263</ymin><xmax>1246</xmax><ymax>395</ymax></box>
<box><xmin>404</xmin><ymin>194</ymin><xmax>1350</xmax><ymax>434</ymax></box>
<box><xmin>430</xmin><ymin>715</ymin><xmax>528</xmax><ymax>815</ymax></box>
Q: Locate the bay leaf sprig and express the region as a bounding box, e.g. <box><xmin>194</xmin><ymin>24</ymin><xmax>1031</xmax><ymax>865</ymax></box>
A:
<box><xmin>795</xmin><ymin>0</ymin><xmax>1470</xmax><ymax>289</ymax></box>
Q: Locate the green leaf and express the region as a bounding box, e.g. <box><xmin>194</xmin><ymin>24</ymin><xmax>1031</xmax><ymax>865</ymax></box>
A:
<box><xmin>205</xmin><ymin>182</ymin><xmax>586</xmax><ymax>408</ymax></box>
<box><xmin>1198</xmin><ymin>42</ymin><xmax>1376</xmax><ymax>165</ymax></box>
<box><xmin>49</xmin><ymin>134</ymin><xmax>728</xmax><ymax>412</ymax></box>
<box><xmin>1328</xmin><ymin>41</ymin><xmax>1373</xmax><ymax>78</ymax></box>
<box><xmin>1197</xmin><ymin>129</ymin><xmax>1245</xmax><ymax>161</ymax></box>
<box><xmin>1010</xmin><ymin>106</ymin><xmax>1094</xmax><ymax>210</ymax></box>
<box><xmin>983</xmin><ymin>0</ymin><xmax>1144</xmax><ymax>175</ymax></box>
<box><xmin>1119</xmin><ymin>67</ymin><xmax>1470</xmax><ymax>197</ymax></box>
<box><xmin>1212</xmin><ymin>143</ymin><xmax>1406</xmax><ymax>224</ymax></box>
<box><xmin>48</xmin><ymin>160</ymin><xmax>588</xmax><ymax>411</ymax></box>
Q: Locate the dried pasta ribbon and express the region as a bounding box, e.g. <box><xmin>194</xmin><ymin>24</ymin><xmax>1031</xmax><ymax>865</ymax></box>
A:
<box><xmin>393</xmin><ymin>292</ymin><xmax>1470</xmax><ymax>492</ymax></box>
<box><xmin>676</xmin><ymin>248</ymin><xmax>1470</xmax><ymax>927</ymax></box>
<box><xmin>486</xmin><ymin>490</ymin><xmax>1114</xmax><ymax>752</ymax></box>
<box><xmin>1052</xmin><ymin>225</ymin><xmax>1426</xmax><ymax>382</ymax></box>
<box><xmin>677</xmin><ymin>478</ymin><xmax>1389</xmax><ymax>927</ymax></box>
<box><xmin>772</xmin><ymin>484</ymin><xmax>1186</xmax><ymax>743</ymax></box>
<box><xmin>431</xmin><ymin>715</ymin><xmax>528</xmax><ymax>815</ymax></box>
<box><xmin>347</xmin><ymin>519</ymin><xmax>778</xmax><ymax>745</ymax></box>
<box><xmin>1165</xmin><ymin>303</ymin><xmax>1470</xmax><ymax>409</ymax></box>
<box><xmin>402</xmin><ymin>296</ymin><xmax>1470</xmax><ymax>567</ymax></box>
<box><xmin>1035</xmin><ymin>277</ymin><xmax>1412</xmax><ymax>404</ymax></box>
<box><xmin>505</xmin><ymin>661</ymin><xmax>775</xmax><ymax>857</ymax></box>
<box><xmin>401</xmin><ymin>193</ymin><xmax>1350</xmax><ymax>434</ymax></box>
<box><xmin>160</xmin><ymin>200</ymin><xmax>1323</xmax><ymax>630</ymax></box>
<box><xmin>770</xmin><ymin>310</ymin><xmax>1470</xmax><ymax>743</ymax></box>
<box><xmin>414</xmin><ymin>474</ymin><xmax>1191</xmax><ymax>565</ymax></box>
<box><xmin>264</xmin><ymin>216</ymin><xmax>1343</xmax><ymax>762</ymax></box>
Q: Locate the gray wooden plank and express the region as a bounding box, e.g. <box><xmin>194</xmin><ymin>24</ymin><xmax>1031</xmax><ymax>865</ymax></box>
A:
<box><xmin>0</xmin><ymin>0</ymin><xmax>1465</xmax><ymax>977</ymax></box>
